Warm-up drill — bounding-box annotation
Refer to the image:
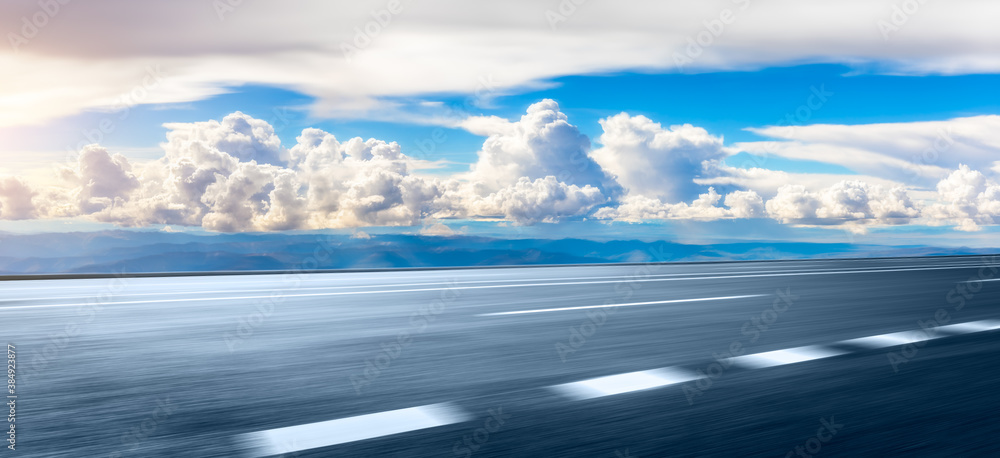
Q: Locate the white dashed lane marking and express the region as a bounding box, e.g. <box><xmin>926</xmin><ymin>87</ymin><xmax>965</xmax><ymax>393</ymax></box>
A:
<box><xmin>550</xmin><ymin>368</ymin><xmax>702</xmax><ymax>400</ymax></box>
<box><xmin>728</xmin><ymin>345</ymin><xmax>848</xmax><ymax>369</ymax></box>
<box><xmin>235</xmin><ymin>319</ymin><xmax>1000</xmax><ymax>455</ymax></box>
<box><xmin>838</xmin><ymin>320</ymin><xmax>1000</xmax><ymax>349</ymax></box>
<box><xmin>839</xmin><ymin>330</ymin><xmax>941</xmax><ymax>349</ymax></box>
<box><xmin>936</xmin><ymin>320</ymin><xmax>1000</xmax><ymax>333</ymax></box>
<box><xmin>240</xmin><ymin>403</ymin><xmax>469</xmax><ymax>457</ymax></box>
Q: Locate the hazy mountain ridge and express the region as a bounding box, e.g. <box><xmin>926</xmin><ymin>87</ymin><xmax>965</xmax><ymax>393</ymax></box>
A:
<box><xmin>0</xmin><ymin>231</ymin><xmax>995</xmax><ymax>275</ymax></box>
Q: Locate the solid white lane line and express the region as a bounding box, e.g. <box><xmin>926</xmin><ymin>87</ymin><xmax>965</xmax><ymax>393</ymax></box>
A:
<box><xmin>2</xmin><ymin>263</ymin><xmax>996</xmax><ymax>311</ymax></box>
<box><xmin>240</xmin><ymin>403</ymin><xmax>469</xmax><ymax>457</ymax></box>
<box><xmin>729</xmin><ymin>345</ymin><xmax>847</xmax><ymax>369</ymax></box>
<box><xmin>0</xmin><ymin>274</ymin><xmax>432</xmax><ymax>291</ymax></box>
<box><xmin>550</xmin><ymin>368</ymin><xmax>701</xmax><ymax>400</ymax></box>
<box><xmin>0</xmin><ymin>262</ymin><xmax>955</xmax><ymax>296</ymax></box>
<box><xmin>477</xmin><ymin>294</ymin><xmax>768</xmax><ymax>316</ymax></box>
<box><xmin>0</xmin><ymin>268</ymin><xmax>824</xmax><ymax>301</ymax></box>
<box><xmin>1</xmin><ymin>260</ymin><xmax>992</xmax><ymax>293</ymax></box>
<box><xmin>0</xmin><ymin>265</ymin><xmax>854</xmax><ymax>298</ymax></box>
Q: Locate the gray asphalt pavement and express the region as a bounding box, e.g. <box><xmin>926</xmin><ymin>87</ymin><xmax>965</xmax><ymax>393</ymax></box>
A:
<box><xmin>3</xmin><ymin>255</ymin><xmax>1000</xmax><ymax>457</ymax></box>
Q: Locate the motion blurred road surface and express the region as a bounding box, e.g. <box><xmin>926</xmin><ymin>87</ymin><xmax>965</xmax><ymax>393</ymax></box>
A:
<box><xmin>3</xmin><ymin>255</ymin><xmax>1000</xmax><ymax>456</ymax></box>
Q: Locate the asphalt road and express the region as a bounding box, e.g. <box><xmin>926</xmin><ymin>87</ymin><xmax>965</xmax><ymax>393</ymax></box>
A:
<box><xmin>3</xmin><ymin>255</ymin><xmax>1000</xmax><ymax>457</ymax></box>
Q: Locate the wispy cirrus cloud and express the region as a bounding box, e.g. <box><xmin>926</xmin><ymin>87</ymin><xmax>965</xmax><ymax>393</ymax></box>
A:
<box><xmin>739</xmin><ymin>115</ymin><xmax>1000</xmax><ymax>188</ymax></box>
<box><xmin>3</xmin><ymin>0</ymin><xmax>1000</xmax><ymax>127</ymax></box>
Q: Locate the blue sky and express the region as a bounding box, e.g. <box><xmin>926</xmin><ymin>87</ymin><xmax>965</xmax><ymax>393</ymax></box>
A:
<box><xmin>10</xmin><ymin>64</ymin><xmax>1000</xmax><ymax>171</ymax></box>
<box><xmin>2</xmin><ymin>0</ymin><xmax>1000</xmax><ymax>247</ymax></box>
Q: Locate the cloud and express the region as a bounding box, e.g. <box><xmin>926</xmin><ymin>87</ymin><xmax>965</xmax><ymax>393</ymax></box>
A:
<box><xmin>196</xmin><ymin>123</ymin><xmax>437</xmax><ymax>230</ymax></box>
<box><xmin>765</xmin><ymin>180</ymin><xmax>919</xmax><ymax>227</ymax></box>
<box><xmin>6</xmin><ymin>1</ymin><xmax>999</xmax><ymax>127</ymax></box>
<box><xmin>696</xmin><ymin>161</ymin><xmax>906</xmax><ymax>199</ymax></box>
<box><xmin>925</xmin><ymin>164</ymin><xmax>1000</xmax><ymax>231</ymax></box>
<box><xmin>58</xmin><ymin>144</ymin><xmax>140</xmax><ymax>214</ymax></box>
<box><xmin>740</xmin><ymin>116</ymin><xmax>1000</xmax><ymax>188</ymax></box>
<box><xmin>464</xmin><ymin>176</ymin><xmax>607</xmax><ymax>225</ymax></box>
<box><xmin>5</xmin><ymin>106</ymin><xmax>619</xmax><ymax>231</ymax></box>
<box><xmin>2</xmin><ymin>103</ymin><xmax>998</xmax><ymax>234</ymax></box>
<box><xmin>444</xmin><ymin>100</ymin><xmax>616</xmax><ymax>225</ymax></box>
<box><xmin>199</xmin><ymin>163</ymin><xmax>303</xmax><ymax>232</ymax></box>
<box><xmin>462</xmin><ymin>99</ymin><xmax>616</xmax><ymax>195</ymax></box>
<box><xmin>0</xmin><ymin>177</ymin><xmax>37</xmax><ymax>220</ymax></box>
<box><xmin>162</xmin><ymin>111</ymin><xmax>286</xmax><ymax>166</ymax></box>
<box><xmin>591</xmin><ymin>113</ymin><xmax>725</xmax><ymax>202</ymax></box>
<box><xmin>725</xmin><ymin>190</ymin><xmax>766</xmax><ymax>219</ymax></box>
<box><xmin>594</xmin><ymin>188</ymin><xmax>761</xmax><ymax>222</ymax></box>
<box><xmin>332</xmin><ymin>168</ymin><xmax>440</xmax><ymax>228</ymax></box>
<box><xmin>419</xmin><ymin>222</ymin><xmax>458</xmax><ymax>236</ymax></box>
<box><xmin>586</xmin><ymin>111</ymin><xmax>924</xmax><ymax>231</ymax></box>
<box><xmin>46</xmin><ymin>112</ymin><xmax>442</xmax><ymax>231</ymax></box>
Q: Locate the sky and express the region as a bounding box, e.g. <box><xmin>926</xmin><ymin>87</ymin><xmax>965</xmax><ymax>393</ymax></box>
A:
<box><xmin>2</xmin><ymin>0</ymin><xmax>1000</xmax><ymax>246</ymax></box>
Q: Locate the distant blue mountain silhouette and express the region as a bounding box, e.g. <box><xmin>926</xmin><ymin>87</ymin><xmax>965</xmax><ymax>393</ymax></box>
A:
<box><xmin>0</xmin><ymin>230</ymin><xmax>994</xmax><ymax>274</ymax></box>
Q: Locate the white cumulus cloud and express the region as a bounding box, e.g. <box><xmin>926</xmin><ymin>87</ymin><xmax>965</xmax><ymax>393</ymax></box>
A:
<box><xmin>591</xmin><ymin>113</ymin><xmax>725</xmax><ymax>203</ymax></box>
<box><xmin>3</xmin><ymin>105</ymin><xmax>626</xmax><ymax>231</ymax></box>
<box><xmin>0</xmin><ymin>177</ymin><xmax>37</xmax><ymax>220</ymax></box>
<box><xmin>925</xmin><ymin>164</ymin><xmax>1000</xmax><ymax>231</ymax></box>
<box><xmin>4</xmin><ymin>102</ymin><xmax>1000</xmax><ymax>235</ymax></box>
<box><xmin>594</xmin><ymin>188</ymin><xmax>761</xmax><ymax>222</ymax></box>
<box><xmin>462</xmin><ymin>99</ymin><xmax>616</xmax><ymax>195</ymax></box>
<box><xmin>464</xmin><ymin>176</ymin><xmax>607</xmax><ymax>225</ymax></box>
<box><xmin>58</xmin><ymin>145</ymin><xmax>140</xmax><ymax>215</ymax></box>
<box><xmin>765</xmin><ymin>181</ymin><xmax>920</xmax><ymax>228</ymax></box>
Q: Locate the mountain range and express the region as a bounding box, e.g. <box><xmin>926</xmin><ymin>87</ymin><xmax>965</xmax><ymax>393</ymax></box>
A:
<box><xmin>0</xmin><ymin>230</ymin><xmax>997</xmax><ymax>275</ymax></box>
